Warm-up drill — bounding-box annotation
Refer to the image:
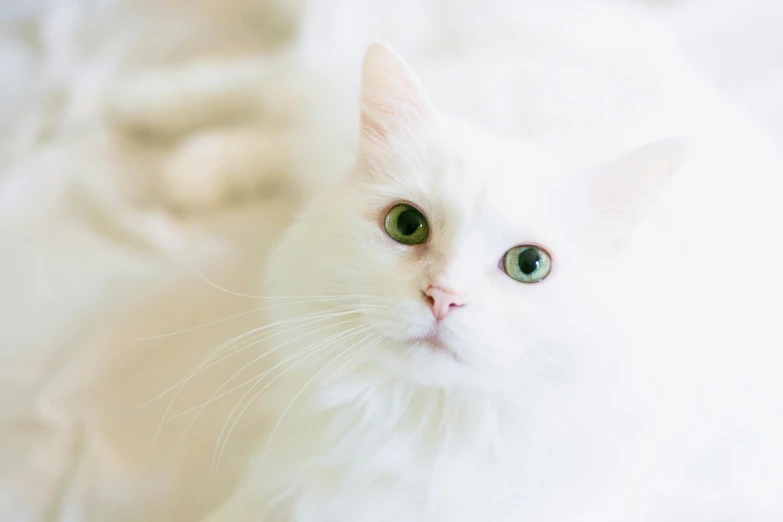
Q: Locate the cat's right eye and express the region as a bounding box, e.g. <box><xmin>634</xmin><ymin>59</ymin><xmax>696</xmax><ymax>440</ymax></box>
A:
<box><xmin>502</xmin><ymin>245</ymin><xmax>552</xmax><ymax>283</ymax></box>
<box><xmin>384</xmin><ymin>204</ymin><xmax>429</xmax><ymax>245</ymax></box>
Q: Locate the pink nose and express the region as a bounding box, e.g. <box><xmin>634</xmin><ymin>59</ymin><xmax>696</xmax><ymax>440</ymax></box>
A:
<box><xmin>423</xmin><ymin>286</ymin><xmax>465</xmax><ymax>320</ymax></box>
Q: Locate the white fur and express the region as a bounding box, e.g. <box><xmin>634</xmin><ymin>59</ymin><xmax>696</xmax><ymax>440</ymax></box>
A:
<box><xmin>3</xmin><ymin>0</ymin><xmax>782</xmax><ymax>520</ymax></box>
<box><xmin>201</xmin><ymin>4</ymin><xmax>783</xmax><ymax>521</ymax></box>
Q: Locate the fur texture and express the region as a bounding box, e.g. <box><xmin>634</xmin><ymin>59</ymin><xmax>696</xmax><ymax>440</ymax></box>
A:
<box><xmin>2</xmin><ymin>1</ymin><xmax>783</xmax><ymax>521</ymax></box>
<box><xmin>200</xmin><ymin>4</ymin><xmax>783</xmax><ymax>518</ymax></box>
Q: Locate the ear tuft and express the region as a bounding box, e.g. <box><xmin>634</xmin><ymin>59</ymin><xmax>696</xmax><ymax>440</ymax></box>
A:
<box><xmin>360</xmin><ymin>43</ymin><xmax>432</xmax><ymax>141</ymax></box>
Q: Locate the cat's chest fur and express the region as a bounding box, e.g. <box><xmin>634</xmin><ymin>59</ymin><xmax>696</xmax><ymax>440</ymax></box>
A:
<box><xmin>215</xmin><ymin>368</ymin><xmax>582</xmax><ymax>522</ymax></box>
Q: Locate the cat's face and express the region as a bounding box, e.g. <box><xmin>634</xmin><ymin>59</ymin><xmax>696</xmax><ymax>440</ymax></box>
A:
<box><xmin>264</xmin><ymin>44</ymin><xmax>685</xmax><ymax>391</ymax></box>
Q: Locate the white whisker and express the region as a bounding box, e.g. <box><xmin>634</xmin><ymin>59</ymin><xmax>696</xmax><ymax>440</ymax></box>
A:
<box><xmin>519</xmin><ymin>352</ymin><xmax>565</xmax><ymax>391</ymax></box>
<box><xmin>212</xmin><ymin>325</ymin><xmax>371</xmax><ymax>476</ymax></box>
<box><xmin>526</xmin><ymin>346</ymin><xmax>574</xmax><ymax>379</ymax></box>
<box><xmin>196</xmin><ymin>272</ymin><xmax>378</xmax><ymax>301</ymax></box>
<box><xmin>173</xmin><ymin>324</ymin><xmax>369</xmax><ymax>456</ymax></box>
<box><xmin>139</xmin><ymin>307</ymin><xmax>370</xmax><ymax>412</ymax></box>
<box><xmin>172</xmin><ymin>309</ymin><xmax>367</xmax><ymax>386</ymax></box>
<box><xmin>147</xmin><ymin>311</ymin><xmax>364</xmax><ymax>456</ymax></box>
<box><xmin>320</xmin><ymin>333</ymin><xmax>384</xmax><ymax>388</ymax></box>
<box><xmin>170</xmin><ymin>322</ymin><xmax>367</xmax><ymax>425</ymax></box>
<box><xmin>138</xmin><ymin>298</ymin><xmax>375</xmax><ymax>341</ymax></box>
<box><xmin>262</xmin><ymin>332</ymin><xmax>384</xmax><ymax>461</ymax></box>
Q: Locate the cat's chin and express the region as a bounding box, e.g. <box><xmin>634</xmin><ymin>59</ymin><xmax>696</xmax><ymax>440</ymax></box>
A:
<box><xmin>370</xmin><ymin>336</ymin><xmax>487</xmax><ymax>389</ymax></box>
<box><xmin>411</xmin><ymin>334</ymin><xmax>461</xmax><ymax>362</ymax></box>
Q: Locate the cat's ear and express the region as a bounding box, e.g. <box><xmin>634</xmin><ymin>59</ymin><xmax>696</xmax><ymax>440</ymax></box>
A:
<box><xmin>360</xmin><ymin>43</ymin><xmax>434</xmax><ymax>142</ymax></box>
<box><xmin>584</xmin><ymin>137</ymin><xmax>687</xmax><ymax>251</ymax></box>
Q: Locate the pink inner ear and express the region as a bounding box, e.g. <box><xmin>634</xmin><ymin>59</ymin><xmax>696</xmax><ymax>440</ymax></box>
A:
<box><xmin>360</xmin><ymin>91</ymin><xmax>407</xmax><ymax>141</ymax></box>
<box><xmin>359</xmin><ymin>43</ymin><xmax>433</xmax><ymax>141</ymax></box>
<box><xmin>587</xmin><ymin>137</ymin><xmax>687</xmax><ymax>250</ymax></box>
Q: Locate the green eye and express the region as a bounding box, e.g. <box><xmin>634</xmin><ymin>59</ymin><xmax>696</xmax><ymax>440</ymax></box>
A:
<box><xmin>503</xmin><ymin>245</ymin><xmax>552</xmax><ymax>283</ymax></box>
<box><xmin>384</xmin><ymin>204</ymin><xmax>429</xmax><ymax>245</ymax></box>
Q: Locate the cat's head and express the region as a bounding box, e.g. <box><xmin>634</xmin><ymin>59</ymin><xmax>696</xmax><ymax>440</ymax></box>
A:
<box><xmin>264</xmin><ymin>44</ymin><xmax>686</xmax><ymax>391</ymax></box>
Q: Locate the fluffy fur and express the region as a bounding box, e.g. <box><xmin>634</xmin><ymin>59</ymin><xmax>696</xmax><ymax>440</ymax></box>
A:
<box><xmin>200</xmin><ymin>4</ymin><xmax>783</xmax><ymax>519</ymax></box>
<box><xmin>3</xmin><ymin>1</ymin><xmax>782</xmax><ymax>521</ymax></box>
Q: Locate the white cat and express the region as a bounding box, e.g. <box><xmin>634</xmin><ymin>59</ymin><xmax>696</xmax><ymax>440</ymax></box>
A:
<box><xmin>198</xmin><ymin>42</ymin><xmax>659</xmax><ymax>522</ymax></box>
<box><xmin>200</xmin><ymin>33</ymin><xmax>783</xmax><ymax>522</ymax></box>
<box><xmin>102</xmin><ymin>1</ymin><xmax>783</xmax><ymax>520</ymax></box>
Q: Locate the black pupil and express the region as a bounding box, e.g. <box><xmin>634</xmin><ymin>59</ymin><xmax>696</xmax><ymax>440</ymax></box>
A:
<box><xmin>517</xmin><ymin>248</ymin><xmax>541</xmax><ymax>275</ymax></box>
<box><xmin>397</xmin><ymin>209</ymin><xmax>422</xmax><ymax>236</ymax></box>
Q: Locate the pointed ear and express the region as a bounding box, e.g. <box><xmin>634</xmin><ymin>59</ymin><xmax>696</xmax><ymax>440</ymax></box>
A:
<box><xmin>360</xmin><ymin>43</ymin><xmax>433</xmax><ymax>142</ymax></box>
<box><xmin>585</xmin><ymin>137</ymin><xmax>687</xmax><ymax>251</ymax></box>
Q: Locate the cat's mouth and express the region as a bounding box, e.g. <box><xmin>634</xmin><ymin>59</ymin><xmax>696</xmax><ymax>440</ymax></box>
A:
<box><xmin>413</xmin><ymin>333</ymin><xmax>461</xmax><ymax>362</ymax></box>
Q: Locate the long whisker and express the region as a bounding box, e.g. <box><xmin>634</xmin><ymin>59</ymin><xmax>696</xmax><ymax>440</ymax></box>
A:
<box><xmin>320</xmin><ymin>333</ymin><xmax>384</xmax><ymax>387</ymax></box>
<box><xmin>262</xmin><ymin>332</ymin><xmax>384</xmax><ymax>461</ymax></box>
<box><xmin>211</xmin><ymin>325</ymin><xmax>370</xmax><ymax>476</ymax></box>
<box><xmin>147</xmin><ymin>311</ymin><xmax>363</xmax><ymax>456</ymax></box>
<box><xmin>170</xmin><ymin>325</ymin><xmax>367</xmax><ymax>455</ymax></box>
<box><xmin>519</xmin><ymin>352</ymin><xmax>565</xmax><ymax>391</ymax></box>
<box><xmin>169</xmin><ymin>322</ymin><xmax>367</xmax><ymax>427</ymax></box>
<box><xmin>197</xmin><ymin>304</ymin><xmax>385</xmax><ymax>370</ymax></box>
<box><xmin>138</xmin><ymin>298</ymin><xmax>381</xmax><ymax>341</ymax></box>
<box><xmin>525</xmin><ymin>346</ymin><xmax>574</xmax><ymax>379</ymax></box>
<box><xmin>170</xmin><ymin>309</ymin><xmax>369</xmax><ymax>388</ymax></box>
<box><xmin>196</xmin><ymin>272</ymin><xmax>376</xmax><ymax>301</ymax></box>
<box><xmin>202</xmin><ymin>317</ymin><xmax>365</xmax><ymax>428</ymax></box>
<box><xmin>138</xmin><ymin>307</ymin><xmax>372</xmax><ymax>412</ymax></box>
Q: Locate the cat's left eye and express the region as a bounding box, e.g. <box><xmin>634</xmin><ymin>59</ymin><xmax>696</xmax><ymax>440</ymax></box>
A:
<box><xmin>502</xmin><ymin>245</ymin><xmax>552</xmax><ymax>283</ymax></box>
<box><xmin>384</xmin><ymin>204</ymin><xmax>429</xmax><ymax>245</ymax></box>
